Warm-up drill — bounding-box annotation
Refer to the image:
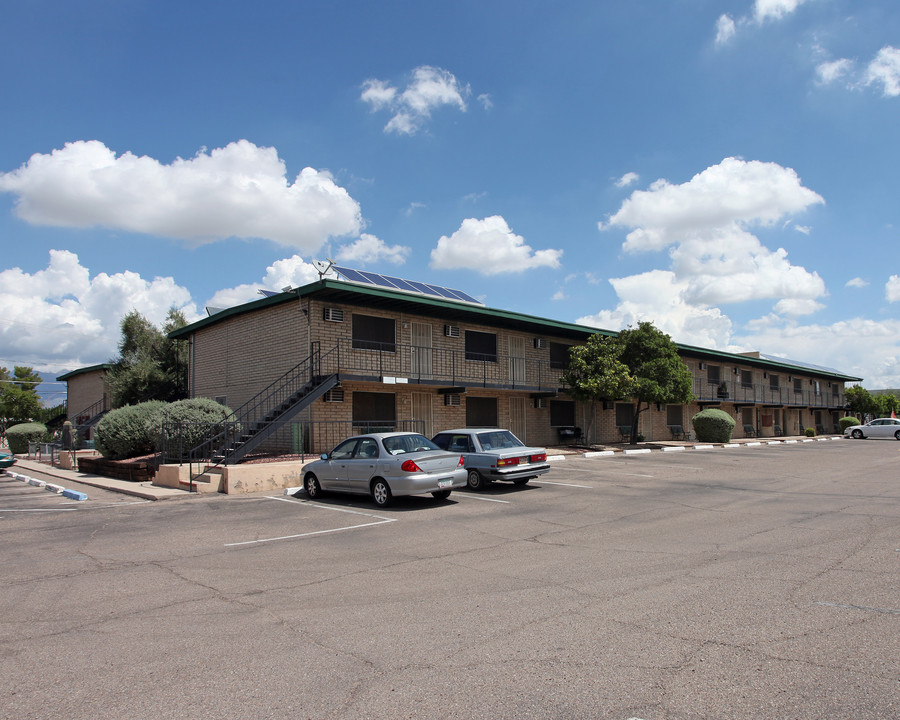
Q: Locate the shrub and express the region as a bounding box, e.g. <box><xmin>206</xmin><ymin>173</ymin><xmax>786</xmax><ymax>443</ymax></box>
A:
<box><xmin>691</xmin><ymin>408</ymin><xmax>735</xmax><ymax>443</ymax></box>
<box><xmin>805</xmin><ymin>427</ymin><xmax>817</xmax><ymax>437</ymax></box>
<box><xmin>150</xmin><ymin>397</ymin><xmax>235</xmax><ymax>456</ymax></box>
<box><xmin>94</xmin><ymin>401</ymin><xmax>167</xmax><ymax>459</ymax></box>
<box><xmin>838</xmin><ymin>416</ymin><xmax>860</xmax><ymax>433</ymax></box>
<box><xmin>6</xmin><ymin>422</ymin><xmax>48</xmax><ymax>454</ymax></box>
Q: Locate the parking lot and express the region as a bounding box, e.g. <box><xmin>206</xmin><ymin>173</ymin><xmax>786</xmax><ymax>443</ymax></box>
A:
<box><xmin>2</xmin><ymin>439</ymin><xmax>898</xmax><ymax>719</ymax></box>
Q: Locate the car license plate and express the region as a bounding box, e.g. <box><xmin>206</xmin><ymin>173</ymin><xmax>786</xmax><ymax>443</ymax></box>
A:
<box><xmin>519</xmin><ymin>456</ymin><xmax>531</xmax><ymax>465</ymax></box>
<box><xmin>438</xmin><ymin>478</ymin><xmax>453</xmax><ymax>488</ymax></box>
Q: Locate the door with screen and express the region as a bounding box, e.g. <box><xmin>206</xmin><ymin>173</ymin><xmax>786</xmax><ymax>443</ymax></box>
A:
<box><xmin>411</xmin><ymin>322</ymin><xmax>433</xmax><ymax>379</ymax></box>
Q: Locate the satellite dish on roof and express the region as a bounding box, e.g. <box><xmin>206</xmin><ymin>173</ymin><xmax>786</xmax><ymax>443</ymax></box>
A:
<box><xmin>314</xmin><ymin>258</ymin><xmax>335</xmax><ymax>280</ymax></box>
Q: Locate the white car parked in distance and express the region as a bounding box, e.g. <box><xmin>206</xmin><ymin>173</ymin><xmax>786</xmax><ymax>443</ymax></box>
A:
<box><xmin>843</xmin><ymin>417</ymin><xmax>900</xmax><ymax>440</ymax></box>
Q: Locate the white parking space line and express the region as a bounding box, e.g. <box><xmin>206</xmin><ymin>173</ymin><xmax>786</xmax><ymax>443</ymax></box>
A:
<box><xmin>453</xmin><ymin>494</ymin><xmax>511</xmax><ymax>503</ymax></box>
<box><xmin>531</xmin><ymin>479</ymin><xmax>592</xmax><ymax>488</ymax></box>
<box><xmin>224</xmin><ymin>496</ymin><xmax>397</xmax><ymax>546</ymax></box>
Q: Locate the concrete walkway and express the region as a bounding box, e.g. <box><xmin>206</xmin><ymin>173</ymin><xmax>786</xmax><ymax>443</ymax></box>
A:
<box><xmin>7</xmin><ymin>458</ymin><xmax>191</xmax><ymax>501</ymax></box>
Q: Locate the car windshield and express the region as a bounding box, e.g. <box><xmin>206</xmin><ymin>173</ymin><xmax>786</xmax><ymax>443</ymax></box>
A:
<box><xmin>382</xmin><ymin>434</ymin><xmax>440</xmax><ymax>455</ymax></box>
<box><xmin>476</xmin><ymin>430</ymin><xmax>524</xmax><ymax>450</ymax></box>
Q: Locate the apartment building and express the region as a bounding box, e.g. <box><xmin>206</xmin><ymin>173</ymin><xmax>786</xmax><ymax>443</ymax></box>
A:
<box><xmin>168</xmin><ymin>271</ymin><xmax>860</xmax><ymax>458</ymax></box>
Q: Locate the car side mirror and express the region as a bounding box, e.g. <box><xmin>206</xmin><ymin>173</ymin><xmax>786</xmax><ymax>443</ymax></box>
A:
<box><xmin>320</xmin><ymin>453</ymin><xmax>329</xmax><ymax>460</ymax></box>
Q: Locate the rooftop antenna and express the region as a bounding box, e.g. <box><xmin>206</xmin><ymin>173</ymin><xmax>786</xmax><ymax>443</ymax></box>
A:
<box><xmin>314</xmin><ymin>258</ymin><xmax>335</xmax><ymax>280</ymax></box>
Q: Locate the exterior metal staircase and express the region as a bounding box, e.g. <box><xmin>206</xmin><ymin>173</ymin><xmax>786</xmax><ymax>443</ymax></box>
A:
<box><xmin>186</xmin><ymin>344</ymin><xmax>339</xmax><ymax>468</ymax></box>
<box><xmin>73</xmin><ymin>397</ymin><xmax>109</xmax><ymax>439</ymax></box>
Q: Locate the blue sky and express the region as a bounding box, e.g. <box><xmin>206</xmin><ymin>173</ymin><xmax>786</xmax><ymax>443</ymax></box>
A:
<box><xmin>1</xmin><ymin>0</ymin><xmax>899</xmax><ymax>406</ymax></box>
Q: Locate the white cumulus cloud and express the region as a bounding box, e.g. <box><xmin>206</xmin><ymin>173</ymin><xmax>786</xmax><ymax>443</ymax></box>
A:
<box><xmin>204</xmin><ymin>255</ymin><xmax>326</xmax><ymax>309</ymax></box>
<box><xmin>335</xmin><ymin>233</ymin><xmax>410</xmax><ymax>265</ymax></box>
<box><xmin>0</xmin><ymin>250</ymin><xmax>199</xmax><ymax>374</ymax></box>
<box><xmin>0</xmin><ymin>140</ymin><xmax>362</xmax><ymax>249</ymax></box>
<box><xmin>886</xmin><ymin>275</ymin><xmax>900</xmax><ymax>302</ymax></box>
<box><xmin>715</xmin><ymin>15</ymin><xmax>737</xmax><ymax>46</ymax></box>
<box><xmin>430</xmin><ymin>216</ymin><xmax>562</xmax><ymax>275</ymax></box>
<box><xmin>753</xmin><ymin>0</ymin><xmax>809</xmax><ymax>23</ymax></box>
<box><xmin>361</xmin><ymin>66</ymin><xmax>471</xmax><ymax>135</ymax></box>
<box><xmin>845</xmin><ymin>277</ymin><xmax>868</xmax><ymax>289</ymax></box>
<box><xmin>816</xmin><ymin>58</ymin><xmax>854</xmax><ymax>85</ymax></box>
<box><xmin>615</xmin><ymin>171</ymin><xmax>640</xmax><ymax>188</ymax></box>
<box><xmin>865</xmin><ymin>46</ymin><xmax>900</xmax><ymax>98</ymax></box>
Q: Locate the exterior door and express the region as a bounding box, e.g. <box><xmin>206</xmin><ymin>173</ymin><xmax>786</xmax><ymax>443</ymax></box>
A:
<box><xmin>346</xmin><ymin>437</ymin><xmax>379</xmax><ymax>492</ymax></box>
<box><xmin>411</xmin><ymin>392</ymin><xmax>434</xmax><ymax>438</ymax></box>
<box><xmin>509</xmin><ymin>396</ymin><xmax>526</xmax><ymax>442</ymax></box>
<box><xmin>508</xmin><ymin>336</ymin><xmax>526</xmax><ymax>386</ymax></box>
<box><xmin>411</xmin><ymin>322</ymin><xmax>433</xmax><ymax>379</ymax></box>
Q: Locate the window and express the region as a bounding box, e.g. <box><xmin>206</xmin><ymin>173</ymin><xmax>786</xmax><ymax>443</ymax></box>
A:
<box><xmin>740</xmin><ymin>370</ymin><xmax>753</xmax><ymax>388</ymax></box>
<box><xmin>352</xmin><ymin>392</ymin><xmax>396</xmax><ymax>430</ymax></box>
<box><xmin>466</xmin><ymin>396</ymin><xmax>498</xmax><ymax>426</ymax></box>
<box><xmin>615</xmin><ymin>403</ymin><xmax>634</xmax><ymax>427</ymax></box>
<box><xmin>793</xmin><ymin>378</ymin><xmax>803</xmax><ymax>394</ymax></box>
<box><xmin>550</xmin><ymin>400</ymin><xmax>575</xmax><ymax>427</ymax></box>
<box><xmin>666</xmin><ymin>405</ymin><xmax>683</xmax><ymax>426</ymax></box>
<box><xmin>769</xmin><ymin>374</ymin><xmax>780</xmax><ymax>390</ymax></box>
<box><xmin>352</xmin><ymin>314</ymin><xmax>395</xmax><ymax>352</ymax></box>
<box><xmin>549</xmin><ymin>342</ymin><xmax>571</xmax><ymax>370</ymax></box>
<box><xmin>707</xmin><ymin>365</ymin><xmax>721</xmax><ymax>384</ymax></box>
<box><xmin>465</xmin><ymin>331</ymin><xmax>497</xmax><ymax>362</ymax></box>
<box><xmin>832</xmin><ymin>383</ymin><xmax>839</xmax><ymax>397</ymax></box>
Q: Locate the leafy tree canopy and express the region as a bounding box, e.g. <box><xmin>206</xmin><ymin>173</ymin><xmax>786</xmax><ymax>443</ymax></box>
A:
<box><xmin>561</xmin><ymin>322</ymin><xmax>694</xmax><ymax>444</ymax></box>
<box><xmin>0</xmin><ymin>366</ymin><xmax>44</xmax><ymax>425</ymax></box>
<box><xmin>108</xmin><ymin>309</ymin><xmax>189</xmax><ymax>407</ymax></box>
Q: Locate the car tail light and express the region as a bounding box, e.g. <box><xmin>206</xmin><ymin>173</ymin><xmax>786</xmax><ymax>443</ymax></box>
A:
<box><xmin>497</xmin><ymin>457</ymin><xmax>520</xmax><ymax>467</ymax></box>
<box><xmin>400</xmin><ymin>459</ymin><xmax>422</xmax><ymax>472</ymax></box>
<box><xmin>530</xmin><ymin>453</ymin><xmax>547</xmax><ymax>463</ymax></box>
<box><xmin>457</xmin><ymin>455</ymin><xmax>465</xmax><ymax>467</ymax></box>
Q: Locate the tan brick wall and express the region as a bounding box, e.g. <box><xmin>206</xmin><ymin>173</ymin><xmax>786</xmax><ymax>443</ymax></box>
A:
<box><xmin>66</xmin><ymin>370</ymin><xmax>109</xmax><ymax>421</ymax></box>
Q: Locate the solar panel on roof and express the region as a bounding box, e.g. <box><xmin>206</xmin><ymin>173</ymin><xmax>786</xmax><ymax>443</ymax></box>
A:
<box><xmin>332</xmin><ymin>265</ymin><xmax>482</xmax><ymax>305</ymax></box>
<box><xmin>257</xmin><ymin>289</ymin><xmax>278</xmax><ymax>297</ymax></box>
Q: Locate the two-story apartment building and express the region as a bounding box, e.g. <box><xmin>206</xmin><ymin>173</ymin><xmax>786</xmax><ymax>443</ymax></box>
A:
<box><xmin>56</xmin><ymin>363</ymin><xmax>112</xmax><ymax>439</ymax></box>
<box><xmin>168</xmin><ymin>271</ymin><xmax>860</xmax><ymax>459</ymax></box>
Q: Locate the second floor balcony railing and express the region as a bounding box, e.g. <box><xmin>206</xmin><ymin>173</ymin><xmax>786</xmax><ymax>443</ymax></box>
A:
<box><xmin>693</xmin><ymin>377</ymin><xmax>844</xmax><ymax>408</ymax></box>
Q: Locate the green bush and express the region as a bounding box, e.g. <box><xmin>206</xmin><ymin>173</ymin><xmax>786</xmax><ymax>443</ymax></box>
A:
<box><xmin>150</xmin><ymin>397</ymin><xmax>235</xmax><ymax>455</ymax></box>
<box><xmin>838</xmin><ymin>416</ymin><xmax>860</xmax><ymax>433</ymax></box>
<box><xmin>6</xmin><ymin>422</ymin><xmax>48</xmax><ymax>454</ymax></box>
<box><xmin>804</xmin><ymin>427</ymin><xmax>817</xmax><ymax>437</ymax></box>
<box><xmin>94</xmin><ymin>401</ymin><xmax>167</xmax><ymax>459</ymax></box>
<box><xmin>691</xmin><ymin>408</ymin><xmax>735</xmax><ymax>443</ymax></box>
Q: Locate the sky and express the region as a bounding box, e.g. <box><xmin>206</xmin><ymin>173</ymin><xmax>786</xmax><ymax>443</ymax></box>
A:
<box><xmin>1</xmin><ymin>0</ymin><xmax>899</xmax><ymax>407</ymax></box>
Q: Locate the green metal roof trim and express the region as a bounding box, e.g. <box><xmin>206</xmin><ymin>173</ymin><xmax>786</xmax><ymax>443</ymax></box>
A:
<box><xmin>56</xmin><ymin>363</ymin><xmax>113</xmax><ymax>382</ymax></box>
<box><xmin>168</xmin><ymin>279</ymin><xmax>861</xmax><ymax>382</ymax></box>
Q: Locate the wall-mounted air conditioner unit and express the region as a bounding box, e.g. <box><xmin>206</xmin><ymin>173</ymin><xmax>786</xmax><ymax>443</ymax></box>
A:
<box><xmin>444</xmin><ymin>393</ymin><xmax>461</xmax><ymax>406</ymax></box>
<box><xmin>534</xmin><ymin>397</ymin><xmax>547</xmax><ymax>409</ymax></box>
<box><xmin>699</xmin><ymin>362</ymin><xmax>706</xmax><ymax>370</ymax></box>
<box><xmin>324</xmin><ymin>307</ymin><xmax>344</xmax><ymax>322</ymax></box>
<box><xmin>323</xmin><ymin>388</ymin><xmax>344</xmax><ymax>402</ymax></box>
<box><xmin>444</xmin><ymin>325</ymin><xmax>460</xmax><ymax>338</ymax></box>
<box><xmin>533</xmin><ymin>337</ymin><xmax>546</xmax><ymax>349</ymax></box>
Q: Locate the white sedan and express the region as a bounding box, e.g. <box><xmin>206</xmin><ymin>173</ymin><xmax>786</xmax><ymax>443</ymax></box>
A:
<box><xmin>844</xmin><ymin>418</ymin><xmax>900</xmax><ymax>440</ymax></box>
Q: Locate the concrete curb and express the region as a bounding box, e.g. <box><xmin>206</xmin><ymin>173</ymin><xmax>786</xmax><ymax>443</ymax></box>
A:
<box><xmin>581</xmin><ymin>436</ymin><xmax>844</xmax><ymax>458</ymax></box>
<box><xmin>4</xmin><ymin>469</ymin><xmax>87</xmax><ymax>501</ymax></box>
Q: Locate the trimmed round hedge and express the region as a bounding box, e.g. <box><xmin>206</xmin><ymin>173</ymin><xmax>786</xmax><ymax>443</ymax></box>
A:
<box><xmin>691</xmin><ymin>408</ymin><xmax>735</xmax><ymax>443</ymax></box>
<box><xmin>150</xmin><ymin>397</ymin><xmax>235</xmax><ymax>456</ymax></box>
<box><xmin>94</xmin><ymin>401</ymin><xmax>167</xmax><ymax>459</ymax></box>
<box><xmin>6</xmin><ymin>422</ymin><xmax>48</xmax><ymax>454</ymax></box>
<box><xmin>838</xmin><ymin>416</ymin><xmax>860</xmax><ymax>433</ymax></box>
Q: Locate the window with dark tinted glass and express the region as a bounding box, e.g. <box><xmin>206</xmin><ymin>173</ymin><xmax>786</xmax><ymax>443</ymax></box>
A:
<box><xmin>793</xmin><ymin>378</ymin><xmax>803</xmax><ymax>393</ymax></box>
<box><xmin>465</xmin><ymin>331</ymin><xmax>497</xmax><ymax>362</ymax></box>
<box><xmin>550</xmin><ymin>400</ymin><xmax>575</xmax><ymax>427</ymax></box>
<box><xmin>741</xmin><ymin>370</ymin><xmax>753</xmax><ymax>387</ymax></box>
<box><xmin>769</xmin><ymin>374</ymin><xmax>780</xmax><ymax>390</ymax></box>
<box><xmin>352</xmin><ymin>314</ymin><xmax>395</xmax><ymax>352</ymax></box>
<box><xmin>549</xmin><ymin>342</ymin><xmax>571</xmax><ymax>370</ymax></box>
<box><xmin>466</xmin><ymin>396</ymin><xmax>498</xmax><ymax>426</ymax></box>
<box><xmin>615</xmin><ymin>403</ymin><xmax>634</xmax><ymax>427</ymax></box>
<box><xmin>707</xmin><ymin>364</ymin><xmax>721</xmax><ymax>384</ymax></box>
<box><xmin>352</xmin><ymin>392</ymin><xmax>396</xmax><ymax>429</ymax></box>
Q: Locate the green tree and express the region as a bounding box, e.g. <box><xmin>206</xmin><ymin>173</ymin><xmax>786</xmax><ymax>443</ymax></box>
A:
<box><xmin>874</xmin><ymin>391</ymin><xmax>898</xmax><ymax>418</ymax></box>
<box><xmin>107</xmin><ymin>309</ymin><xmax>189</xmax><ymax>407</ymax></box>
<box><xmin>845</xmin><ymin>385</ymin><xmax>877</xmax><ymax>418</ymax></box>
<box><xmin>0</xmin><ymin>366</ymin><xmax>44</xmax><ymax>426</ymax></box>
<box><xmin>561</xmin><ymin>322</ymin><xmax>695</xmax><ymax>445</ymax></box>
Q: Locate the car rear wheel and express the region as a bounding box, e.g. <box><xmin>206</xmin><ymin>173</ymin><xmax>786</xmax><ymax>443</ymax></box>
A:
<box><xmin>304</xmin><ymin>473</ymin><xmax>322</xmax><ymax>499</ymax></box>
<box><xmin>371</xmin><ymin>479</ymin><xmax>393</xmax><ymax>507</ymax></box>
<box><xmin>431</xmin><ymin>490</ymin><xmax>452</xmax><ymax>500</ymax></box>
<box><xmin>467</xmin><ymin>469</ymin><xmax>490</xmax><ymax>491</ymax></box>
<box><xmin>895</xmin><ymin>430</ymin><xmax>900</xmax><ymax>441</ymax></box>
<box><xmin>852</xmin><ymin>429</ymin><xmax>864</xmax><ymax>439</ymax></box>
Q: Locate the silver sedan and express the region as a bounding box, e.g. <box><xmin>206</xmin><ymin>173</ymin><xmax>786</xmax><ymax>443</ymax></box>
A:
<box><xmin>302</xmin><ymin>432</ymin><xmax>466</xmax><ymax>507</ymax></box>
<box><xmin>431</xmin><ymin>428</ymin><xmax>550</xmax><ymax>491</ymax></box>
<box><xmin>843</xmin><ymin>417</ymin><xmax>900</xmax><ymax>440</ymax></box>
